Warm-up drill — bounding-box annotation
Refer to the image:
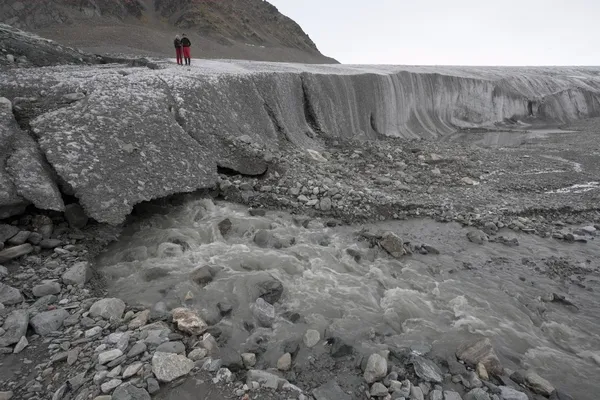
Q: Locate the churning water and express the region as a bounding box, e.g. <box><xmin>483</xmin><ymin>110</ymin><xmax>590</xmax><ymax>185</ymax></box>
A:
<box><xmin>96</xmin><ymin>199</ymin><xmax>600</xmax><ymax>399</ymax></box>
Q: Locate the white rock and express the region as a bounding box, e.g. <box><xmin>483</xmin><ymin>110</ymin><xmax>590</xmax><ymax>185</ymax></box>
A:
<box><xmin>89</xmin><ymin>298</ymin><xmax>126</xmax><ymax>320</ymax></box>
<box><xmin>151</xmin><ymin>352</ymin><xmax>194</xmax><ymax>382</ymax></box>
<box><xmin>363</xmin><ymin>353</ymin><xmax>387</xmax><ymax>383</ymax></box>
<box><xmin>277</xmin><ymin>353</ymin><xmax>292</xmax><ymax>371</ymax></box>
<box><xmin>172</xmin><ymin>308</ymin><xmax>207</xmax><ymax>335</ymax></box>
<box><xmin>303</xmin><ymin>329</ymin><xmax>320</xmax><ymax>348</ymax></box>
<box><xmin>98</xmin><ymin>349</ymin><xmax>123</xmax><ymax>365</ymax></box>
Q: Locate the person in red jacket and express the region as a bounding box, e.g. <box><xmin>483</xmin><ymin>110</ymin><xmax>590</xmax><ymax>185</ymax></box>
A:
<box><xmin>181</xmin><ymin>34</ymin><xmax>192</xmax><ymax>66</ymax></box>
<box><xmin>174</xmin><ymin>35</ymin><xmax>183</xmax><ymax>65</ymax></box>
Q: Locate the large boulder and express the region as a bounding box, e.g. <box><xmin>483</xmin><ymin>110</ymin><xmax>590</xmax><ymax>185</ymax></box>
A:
<box><xmin>364</xmin><ymin>353</ymin><xmax>387</xmax><ymax>383</ymax></box>
<box><xmin>151</xmin><ymin>352</ymin><xmax>194</xmax><ymax>382</ymax></box>
<box><xmin>411</xmin><ymin>356</ymin><xmax>443</xmax><ymax>383</ymax></box>
<box><xmin>62</xmin><ymin>262</ymin><xmax>92</xmax><ymax>286</ymax></box>
<box><xmin>0</xmin><ymin>309</ymin><xmax>29</xmax><ymax>347</ymax></box>
<box><xmin>89</xmin><ymin>298</ymin><xmax>126</xmax><ymax>320</ymax></box>
<box><xmin>0</xmin><ymin>282</ymin><xmax>23</xmax><ymax>305</ymax></box>
<box><xmin>29</xmin><ymin>308</ymin><xmax>69</xmax><ymax>335</ymax></box>
<box><xmin>456</xmin><ymin>338</ymin><xmax>503</xmax><ymax>376</ymax></box>
<box><xmin>380</xmin><ymin>232</ymin><xmax>406</xmax><ymax>258</ymax></box>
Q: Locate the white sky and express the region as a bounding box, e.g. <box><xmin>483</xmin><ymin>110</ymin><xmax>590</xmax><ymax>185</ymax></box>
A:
<box><xmin>269</xmin><ymin>0</ymin><xmax>599</xmax><ymax>66</ymax></box>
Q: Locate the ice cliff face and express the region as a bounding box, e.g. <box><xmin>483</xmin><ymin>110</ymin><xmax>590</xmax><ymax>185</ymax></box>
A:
<box><xmin>1</xmin><ymin>60</ymin><xmax>600</xmax><ymax>224</ymax></box>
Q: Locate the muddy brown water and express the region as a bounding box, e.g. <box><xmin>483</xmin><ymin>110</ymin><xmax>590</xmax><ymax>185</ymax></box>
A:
<box><xmin>96</xmin><ymin>200</ymin><xmax>600</xmax><ymax>399</ymax></box>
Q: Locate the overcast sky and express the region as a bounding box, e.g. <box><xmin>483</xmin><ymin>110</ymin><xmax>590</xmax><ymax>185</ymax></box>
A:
<box><xmin>268</xmin><ymin>0</ymin><xmax>599</xmax><ymax>66</ymax></box>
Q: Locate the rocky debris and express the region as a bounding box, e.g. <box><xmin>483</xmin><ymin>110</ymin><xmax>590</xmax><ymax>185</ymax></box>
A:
<box><xmin>277</xmin><ymin>352</ymin><xmax>292</xmax><ymax>371</ymax></box>
<box><xmin>61</xmin><ymin>261</ymin><xmax>91</xmax><ymax>285</ymax></box>
<box><xmin>364</xmin><ymin>353</ymin><xmax>388</xmax><ymax>383</ymax></box>
<box><xmin>89</xmin><ymin>298</ymin><xmax>126</xmax><ymax>320</ymax></box>
<box><xmin>32</xmin><ymin>281</ymin><xmax>61</xmax><ymax>297</ymax></box>
<box><xmin>151</xmin><ymin>352</ymin><xmax>194</xmax><ymax>382</ymax></box>
<box><xmin>29</xmin><ymin>308</ymin><xmax>69</xmax><ymax>335</ymax></box>
<box><xmin>0</xmin><ymin>309</ymin><xmax>28</xmax><ymax>347</ymax></box>
<box><xmin>456</xmin><ymin>338</ymin><xmax>503</xmax><ymax>376</ymax></box>
<box><xmin>412</xmin><ymin>356</ymin><xmax>443</xmax><ymax>383</ymax></box>
<box><xmin>303</xmin><ymin>329</ymin><xmax>320</xmax><ymax>348</ymax></box>
<box><xmin>172</xmin><ymin>307</ymin><xmax>208</xmax><ymax>335</ymax></box>
<box><xmin>499</xmin><ymin>386</ymin><xmax>528</xmax><ymax>400</ymax></box>
<box><xmin>112</xmin><ymin>382</ymin><xmax>151</xmax><ymax>400</ymax></box>
<box><xmin>251</xmin><ymin>297</ymin><xmax>276</xmax><ymax>327</ymax></box>
<box><xmin>379</xmin><ymin>231</ymin><xmax>406</xmax><ymax>258</ymax></box>
<box><xmin>313</xmin><ymin>380</ymin><xmax>351</xmax><ymax>400</ymax></box>
<box><xmin>0</xmin><ymin>243</ymin><xmax>33</xmax><ymax>263</ymax></box>
<box><xmin>467</xmin><ymin>229</ymin><xmax>488</xmax><ymax>245</ymax></box>
<box><xmin>0</xmin><ymin>282</ymin><xmax>23</xmax><ymax>305</ymax></box>
<box><xmin>522</xmin><ymin>370</ymin><xmax>555</xmax><ymax>396</ymax></box>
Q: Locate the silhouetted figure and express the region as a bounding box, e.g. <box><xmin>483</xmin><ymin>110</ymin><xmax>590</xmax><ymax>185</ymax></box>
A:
<box><xmin>174</xmin><ymin>35</ymin><xmax>183</xmax><ymax>65</ymax></box>
<box><xmin>181</xmin><ymin>34</ymin><xmax>191</xmax><ymax>66</ymax></box>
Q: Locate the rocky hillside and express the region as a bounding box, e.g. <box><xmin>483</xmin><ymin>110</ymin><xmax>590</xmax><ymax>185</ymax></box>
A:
<box><xmin>0</xmin><ymin>0</ymin><xmax>336</xmax><ymax>63</ymax></box>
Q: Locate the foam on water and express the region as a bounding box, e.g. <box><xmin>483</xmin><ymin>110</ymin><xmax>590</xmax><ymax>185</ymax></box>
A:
<box><xmin>96</xmin><ymin>199</ymin><xmax>600</xmax><ymax>399</ymax></box>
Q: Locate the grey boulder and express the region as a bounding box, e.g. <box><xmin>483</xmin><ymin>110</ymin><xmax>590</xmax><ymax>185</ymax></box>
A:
<box><xmin>62</xmin><ymin>262</ymin><xmax>92</xmax><ymax>286</ymax></box>
<box><xmin>89</xmin><ymin>298</ymin><xmax>126</xmax><ymax>320</ymax></box>
<box><xmin>0</xmin><ymin>283</ymin><xmax>23</xmax><ymax>305</ymax></box>
<box><xmin>0</xmin><ymin>244</ymin><xmax>33</xmax><ymax>263</ymax></box>
<box><xmin>412</xmin><ymin>356</ymin><xmax>443</xmax><ymax>383</ymax></box>
<box><xmin>0</xmin><ymin>309</ymin><xmax>29</xmax><ymax>347</ymax></box>
<box><xmin>151</xmin><ymin>352</ymin><xmax>194</xmax><ymax>382</ymax></box>
<box><xmin>112</xmin><ymin>382</ymin><xmax>151</xmax><ymax>400</ymax></box>
<box><xmin>29</xmin><ymin>308</ymin><xmax>69</xmax><ymax>335</ymax></box>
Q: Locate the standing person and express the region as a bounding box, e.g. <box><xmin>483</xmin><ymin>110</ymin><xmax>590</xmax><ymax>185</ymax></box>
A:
<box><xmin>174</xmin><ymin>35</ymin><xmax>183</xmax><ymax>65</ymax></box>
<box><xmin>181</xmin><ymin>33</ymin><xmax>192</xmax><ymax>66</ymax></box>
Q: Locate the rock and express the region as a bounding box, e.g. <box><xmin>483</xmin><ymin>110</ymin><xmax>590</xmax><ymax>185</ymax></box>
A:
<box><xmin>188</xmin><ymin>347</ymin><xmax>208</xmax><ymax>361</ymax></box>
<box><xmin>152</xmin><ymin>352</ymin><xmax>194</xmax><ymax>382</ymax></box>
<box><xmin>128</xmin><ymin>310</ymin><xmax>150</xmax><ymax>329</ymax></box>
<box><xmin>0</xmin><ymin>283</ymin><xmax>23</xmax><ymax>305</ymax></box>
<box><xmin>0</xmin><ymin>224</ymin><xmax>18</xmax><ymax>243</ymax></box>
<box><xmin>172</xmin><ymin>307</ymin><xmax>208</xmax><ymax>335</ymax></box>
<box><xmin>13</xmin><ymin>336</ymin><xmax>28</xmax><ymax>353</ymax></box>
<box><xmin>467</xmin><ymin>230</ymin><xmax>488</xmax><ymax>245</ymax></box>
<box><xmin>330</xmin><ymin>337</ymin><xmax>353</xmax><ymax>357</ymax></box>
<box><xmin>412</xmin><ymin>356</ymin><xmax>443</xmax><ymax>383</ymax></box>
<box><xmin>464</xmin><ymin>388</ymin><xmax>491</xmax><ymax>400</ymax></box>
<box><xmin>90</xmin><ymin>298</ymin><xmax>126</xmax><ymax>320</ymax></box>
<box><xmin>62</xmin><ymin>262</ymin><xmax>92</xmax><ymax>285</ymax></box>
<box><xmin>252</xmin><ymin>297</ymin><xmax>275</xmax><ymax>327</ymax></box>
<box><xmin>254</xmin><ymin>229</ymin><xmax>273</xmax><ymax>248</ymax></box>
<box><xmin>156</xmin><ymin>341</ymin><xmax>186</xmax><ymax>354</ymax></box>
<box><xmin>523</xmin><ymin>370</ymin><xmax>554</xmax><ymax>396</ymax></box>
<box><xmin>218</xmin><ymin>218</ymin><xmax>232</xmax><ymax>236</ymax></box>
<box><xmin>248</xmin><ymin>208</ymin><xmax>266</xmax><ymax>216</ymax></box>
<box><xmin>30</xmin><ymin>308</ymin><xmax>69</xmax><ymax>335</ymax></box>
<box><xmin>251</xmin><ymin>274</ymin><xmax>284</xmax><ymax>304</ymax></box>
<box><xmin>499</xmin><ymin>386</ymin><xmax>528</xmax><ymax>400</ymax></box>
<box><xmin>0</xmin><ymin>243</ymin><xmax>33</xmax><ymax>263</ymax></box>
<box><xmin>303</xmin><ymin>329</ymin><xmax>320</xmax><ymax>348</ymax></box>
<box><xmin>461</xmin><ymin>177</ymin><xmax>479</xmax><ymax>185</ymax></box>
<box><xmin>242</xmin><ymin>352</ymin><xmax>256</xmax><ymax>368</ymax></box>
<box><xmin>0</xmin><ymin>310</ymin><xmax>28</xmax><ymax>347</ymax></box>
<box><xmin>429</xmin><ymin>389</ymin><xmax>443</xmax><ymax>400</ymax></box>
<box><xmin>220</xmin><ymin>348</ymin><xmax>244</xmax><ymax>371</ymax></box>
<box><xmin>213</xmin><ymin>367</ymin><xmax>233</xmax><ymax>384</ymax></box>
<box><xmin>67</xmin><ymin>347</ymin><xmax>80</xmax><ymax>365</ymax></box>
<box><xmin>27</xmin><ymin>232</ymin><xmax>43</xmax><ymax>245</ymax></box>
<box><xmin>7</xmin><ymin>231</ymin><xmax>30</xmax><ymax>245</ymax></box>
<box><xmin>0</xmin><ymin>392</ymin><xmax>13</xmax><ymax>400</ymax></box>
<box><xmin>64</xmin><ymin>204</ymin><xmax>89</xmax><ymax>229</ymax></box>
<box><xmin>32</xmin><ymin>282</ymin><xmax>61</xmax><ymax>297</ymax></box>
<box><xmin>127</xmin><ymin>342</ymin><xmax>147</xmax><ymax>358</ymax></box>
<box><xmin>364</xmin><ymin>353</ymin><xmax>387</xmax><ymax>383</ymax></box>
<box><xmin>411</xmin><ymin>386</ymin><xmax>424</xmax><ymax>400</ymax></box>
<box><xmin>200</xmin><ymin>333</ymin><xmax>219</xmax><ymax>354</ymax></box>
<box><xmin>380</xmin><ymin>231</ymin><xmax>406</xmax><ymax>258</ymax></box>
<box><xmin>549</xmin><ymin>390</ymin><xmax>574</xmax><ymax>400</ymax></box>
<box><xmin>190</xmin><ymin>266</ymin><xmax>214</xmax><ymax>285</ymax></box>
<box><xmin>98</xmin><ymin>349</ymin><xmax>124</xmax><ymax>365</ymax></box>
<box><xmin>476</xmin><ymin>362</ymin><xmax>489</xmax><ymax>380</ymax></box>
<box><xmin>63</xmin><ymin>92</ymin><xmax>86</xmax><ymax>103</ymax></box>
<box><xmin>122</xmin><ymin>362</ymin><xmax>144</xmax><ymax>379</ymax></box>
<box><xmin>112</xmin><ymin>382</ymin><xmax>151</xmax><ymax>400</ymax></box>
<box><xmin>40</xmin><ymin>239</ymin><xmax>62</xmax><ymax>249</ymax></box>
<box><xmin>247</xmin><ymin>369</ymin><xmax>285</xmax><ymax>390</ymax></box>
<box><xmin>101</xmin><ymin>379</ymin><xmax>122</xmax><ymax>393</ymax></box>
<box><xmin>320</xmin><ymin>197</ymin><xmax>332</xmax><ymax>211</ymax></box>
<box><xmin>370</xmin><ymin>382</ymin><xmax>388</xmax><ymax>397</ymax></box>
<box><xmin>313</xmin><ymin>380</ymin><xmax>351</xmax><ymax>400</ymax></box>
<box><xmin>277</xmin><ymin>352</ymin><xmax>292</xmax><ymax>371</ymax></box>
<box><xmin>85</xmin><ymin>326</ymin><xmax>103</xmax><ymax>338</ymax></box>
<box><xmin>146</xmin><ymin>378</ymin><xmax>160</xmax><ymax>395</ymax></box>
<box><xmin>456</xmin><ymin>338</ymin><xmax>503</xmax><ymax>375</ymax></box>
<box><xmin>443</xmin><ymin>391</ymin><xmax>462</xmax><ymax>400</ymax></box>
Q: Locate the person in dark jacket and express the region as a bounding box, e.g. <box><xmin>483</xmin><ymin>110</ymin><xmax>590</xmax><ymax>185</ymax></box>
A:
<box><xmin>174</xmin><ymin>35</ymin><xmax>183</xmax><ymax>65</ymax></box>
<box><xmin>181</xmin><ymin>34</ymin><xmax>192</xmax><ymax>66</ymax></box>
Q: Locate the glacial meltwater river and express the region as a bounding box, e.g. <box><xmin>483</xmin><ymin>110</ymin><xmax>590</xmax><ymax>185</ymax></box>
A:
<box><xmin>96</xmin><ymin>199</ymin><xmax>600</xmax><ymax>399</ymax></box>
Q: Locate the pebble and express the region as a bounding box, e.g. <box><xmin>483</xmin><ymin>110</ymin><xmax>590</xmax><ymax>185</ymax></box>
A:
<box><xmin>303</xmin><ymin>329</ymin><xmax>320</xmax><ymax>348</ymax></box>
